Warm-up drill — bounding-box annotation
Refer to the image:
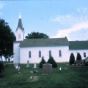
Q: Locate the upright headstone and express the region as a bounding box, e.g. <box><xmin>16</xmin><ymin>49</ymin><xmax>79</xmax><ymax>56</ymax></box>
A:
<box><xmin>26</xmin><ymin>60</ymin><xmax>29</xmax><ymax>68</ymax></box>
<box><xmin>14</xmin><ymin>63</ymin><xmax>19</xmax><ymax>69</ymax></box>
<box><xmin>42</xmin><ymin>63</ymin><xmax>52</xmax><ymax>75</ymax></box>
<box><xmin>59</xmin><ymin>67</ymin><xmax>61</xmax><ymax>71</ymax></box>
<box><xmin>18</xmin><ymin>66</ymin><xmax>20</xmax><ymax>71</ymax></box>
<box><xmin>34</xmin><ymin>63</ymin><xmax>37</xmax><ymax>68</ymax></box>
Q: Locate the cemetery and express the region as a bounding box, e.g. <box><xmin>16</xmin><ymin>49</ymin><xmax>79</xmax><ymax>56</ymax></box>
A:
<box><xmin>0</xmin><ymin>61</ymin><xmax>88</xmax><ymax>88</ymax></box>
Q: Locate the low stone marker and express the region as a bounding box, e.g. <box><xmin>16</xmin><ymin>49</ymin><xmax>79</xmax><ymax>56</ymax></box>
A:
<box><xmin>42</xmin><ymin>63</ymin><xmax>52</xmax><ymax>75</ymax></box>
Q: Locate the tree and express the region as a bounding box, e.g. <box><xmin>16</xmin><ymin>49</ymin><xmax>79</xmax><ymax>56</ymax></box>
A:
<box><xmin>0</xmin><ymin>19</ymin><xmax>16</xmax><ymax>61</ymax></box>
<box><xmin>76</xmin><ymin>53</ymin><xmax>82</xmax><ymax>61</ymax></box>
<box><xmin>25</xmin><ymin>32</ymin><xmax>49</xmax><ymax>39</ymax></box>
<box><xmin>47</xmin><ymin>56</ymin><xmax>57</xmax><ymax>68</ymax></box>
<box><xmin>0</xmin><ymin>61</ymin><xmax>4</xmax><ymax>74</ymax></box>
<box><xmin>69</xmin><ymin>53</ymin><xmax>75</xmax><ymax>65</ymax></box>
<box><xmin>39</xmin><ymin>56</ymin><xmax>46</xmax><ymax>68</ymax></box>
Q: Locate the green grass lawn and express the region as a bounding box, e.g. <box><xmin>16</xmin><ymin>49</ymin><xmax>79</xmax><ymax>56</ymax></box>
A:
<box><xmin>0</xmin><ymin>63</ymin><xmax>88</xmax><ymax>88</ymax></box>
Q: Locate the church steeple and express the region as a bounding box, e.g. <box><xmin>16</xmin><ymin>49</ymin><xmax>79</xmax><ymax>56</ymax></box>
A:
<box><xmin>16</xmin><ymin>12</ymin><xmax>24</xmax><ymax>31</ymax></box>
<box><xmin>16</xmin><ymin>12</ymin><xmax>24</xmax><ymax>41</ymax></box>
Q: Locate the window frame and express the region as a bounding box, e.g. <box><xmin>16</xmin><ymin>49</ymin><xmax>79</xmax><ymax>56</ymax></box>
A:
<box><xmin>29</xmin><ymin>51</ymin><xmax>31</xmax><ymax>58</ymax></box>
<box><xmin>84</xmin><ymin>52</ymin><xmax>86</xmax><ymax>57</ymax></box>
<box><xmin>39</xmin><ymin>51</ymin><xmax>41</xmax><ymax>58</ymax></box>
<box><xmin>49</xmin><ymin>50</ymin><xmax>51</xmax><ymax>57</ymax></box>
<box><xmin>59</xmin><ymin>50</ymin><xmax>62</xmax><ymax>57</ymax></box>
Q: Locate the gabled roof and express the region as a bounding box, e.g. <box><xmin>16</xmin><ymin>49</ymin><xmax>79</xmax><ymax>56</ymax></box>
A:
<box><xmin>19</xmin><ymin>37</ymin><xmax>69</xmax><ymax>47</ymax></box>
<box><xmin>69</xmin><ymin>41</ymin><xmax>88</xmax><ymax>50</ymax></box>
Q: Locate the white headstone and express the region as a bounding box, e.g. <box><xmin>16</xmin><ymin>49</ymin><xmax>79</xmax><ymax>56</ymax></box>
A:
<box><xmin>26</xmin><ymin>60</ymin><xmax>29</xmax><ymax>68</ymax></box>
<box><xmin>18</xmin><ymin>66</ymin><xmax>20</xmax><ymax>71</ymax></box>
<box><xmin>59</xmin><ymin>67</ymin><xmax>61</xmax><ymax>70</ymax></box>
<box><xmin>15</xmin><ymin>63</ymin><xmax>19</xmax><ymax>69</ymax></box>
<box><xmin>34</xmin><ymin>63</ymin><xmax>37</xmax><ymax>68</ymax></box>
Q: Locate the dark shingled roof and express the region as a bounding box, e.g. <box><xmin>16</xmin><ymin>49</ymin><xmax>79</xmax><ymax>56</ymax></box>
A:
<box><xmin>69</xmin><ymin>41</ymin><xmax>88</xmax><ymax>50</ymax></box>
<box><xmin>14</xmin><ymin>41</ymin><xmax>22</xmax><ymax>43</ymax></box>
<box><xmin>19</xmin><ymin>37</ymin><xmax>69</xmax><ymax>47</ymax></box>
<box><xmin>16</xmin><ymin>18</ymin><xmax>24</xmax><ymax>31</ymax></box>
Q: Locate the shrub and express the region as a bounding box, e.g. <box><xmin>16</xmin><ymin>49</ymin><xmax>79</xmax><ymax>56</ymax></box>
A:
<box><xmin>76</xmin><ymin>53</ymin><xmax>82</xmax><ymax>61</ymax></box>
<box><xmin>47</xmin><ymin>56</ymin><xmax>57</xmax><ymax>68</ymax></box>
<box><xmin>0</xmin><ymin>61</ymin><xmax>5</xmax><ymax>74</ymax></box>
<box><xmin>69</xmin><ymin>53</ymin><xmax>75</xmax><ymax>65</ymax></box>
<box><xmin>39</xmin><ymin>56</ymin><xmax>46</xmax><ymax>68</ymax></box>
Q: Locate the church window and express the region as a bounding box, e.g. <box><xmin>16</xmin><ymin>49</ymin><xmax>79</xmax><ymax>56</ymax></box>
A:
<box><xmin>59</xmin><ymin>50</ymin><xmax>62</xmax><ymax>57</ymax></box>
<box><xmin>29</xmin><ymin>51</ymin><xmax>31</xmax><ymax>58</ymax></box>
<box><xmin>84</xmin><ymin>52</ymin><xmax>86</xmax><ymax>57</ymax></box>
<box><xmin>39</xmin><ymin>51</ymin><xmax>41</xmax><ymax>58</ymax></box>
<box><xmin>49</xmin><ymin>50</ymin><xmax>51</xmax><ymax>57</ymax></box>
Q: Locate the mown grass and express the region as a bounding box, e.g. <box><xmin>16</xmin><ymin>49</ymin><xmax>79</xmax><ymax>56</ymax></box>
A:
<box><xmin>0</xmin><ymin>63</ymin><xmax>88</xmax><ymax>88</ymax></box>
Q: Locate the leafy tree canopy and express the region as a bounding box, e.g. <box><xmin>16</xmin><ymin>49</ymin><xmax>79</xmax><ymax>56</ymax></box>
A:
<box><xmin>25</xmin><ymin>32</ymin><xmax>49</xmax><ymax>39</ymax></box>
<box><xmin>0</xmin><ymin>19</ymin><xmax>16</xmax><ymax>60</ymax></box>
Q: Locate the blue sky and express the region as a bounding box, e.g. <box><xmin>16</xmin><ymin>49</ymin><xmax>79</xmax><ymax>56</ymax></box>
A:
<box><xmin>0</xmin><ymin>0</ymin><xmax>88</xmax><ymax>40</ymax></box>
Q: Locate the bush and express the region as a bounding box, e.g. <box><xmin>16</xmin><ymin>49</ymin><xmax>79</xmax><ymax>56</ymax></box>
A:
<box><xmin>47</xmin><ymin>56</ymin><xmax>57</xmax><ymax>68</ymax></box>
<box><xmin>0</xmin><ymin>61</ymin><xmax>5</xmax><ymax>74</ymax></box>
<box><xmin>76</xmin><ymin>53</ymin><xmax>82</xmax><ymax>61</ymax></box>
<box><xmin>39</xmin><ymin>56</ymin><xmax>46</xmax><ymax>68</ymax></box>
<box><xmin>69</xmin><ymin>53</ymin><xmax>75</xmax><ymax>65</ymax></box>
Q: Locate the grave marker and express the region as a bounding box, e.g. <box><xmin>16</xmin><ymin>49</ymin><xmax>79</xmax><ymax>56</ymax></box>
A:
<box><xmin>34</xmin><ymin>63</ymin><xmax>37</xmax><ymax>68</ymax></box>
<box><xmin>26</xmin><ymin>60</ymin><xmax>30</xmax><ymax>68</ymax></box>
<box><xmin>42</xmin><ymin>63</ymin><xmax>52</xmax><ymax>75</ymax></box>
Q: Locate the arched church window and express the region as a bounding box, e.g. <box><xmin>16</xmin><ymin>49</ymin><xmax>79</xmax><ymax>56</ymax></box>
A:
<box><xmin>49</xmin><ymin>50</ymin><xmax>51</xmax><ymax>57</ymax></box>
<box><xmin>39</xmin><ymin>51</ymin><xmax>41</xmax><ymax>58</ymax></box>
<box><xmin>29</xmin><ymin>51</ymin><xmax>31</xmax><ymax>58</ymax></box>
<box><xmin>59</xmin><ymin>50</ymin><xmax>62</xmax><ymax>57</ymax></box>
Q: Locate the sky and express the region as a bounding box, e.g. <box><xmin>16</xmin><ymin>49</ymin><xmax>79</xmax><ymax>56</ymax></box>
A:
<box><xmin>0</xmin><ymin>0</ymin><xmax>88</xmax><ymax>41</ymax></box>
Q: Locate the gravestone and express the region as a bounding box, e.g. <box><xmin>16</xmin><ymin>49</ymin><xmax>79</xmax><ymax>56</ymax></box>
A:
<box><xmin>75</xmin><ymin>60</ymin><xmax>82</xmax><ymax>67</ymax></box>
<box><xmin>18</xmin><ymin>66</ymin><xmax>20</xmax><ymax>71</ymax></box>
<box><xmin>59</xmin><ymin>67</ymin><xmax>62</xmax><ymax>70</ymax></box>
<box><xmin>26</xmin><ymin>60</ymin><xmax>30</xmax><ymax>68</ymax></box>
<box><xmin>14</xmin><ymin>63</ymin><xmax>19</xmax><ymax>69</ymax></box>
<box><xmin>42</xmin><ymin>63</ymin><xmax>52</xmax><ymax>75</ymax></box>
<box><xmin>33</xmin><ymin>63</ymin><xmax>37</xmax><ymax>68</ymax></box>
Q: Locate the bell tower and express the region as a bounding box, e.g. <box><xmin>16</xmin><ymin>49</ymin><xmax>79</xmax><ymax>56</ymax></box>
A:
<box><xmin>16</xmin><ymin>12</ymin><xmax>24</xmax><ymax>41</ymax></box>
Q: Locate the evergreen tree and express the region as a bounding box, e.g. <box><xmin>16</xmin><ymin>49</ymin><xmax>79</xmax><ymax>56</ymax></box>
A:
<box><xmin>47</xmin><ymin>56</ymin><xmax>57</xmax><ymax>68</ymax></box>
<box><xmin>69</xmin><ymin>53</ymin><xmax>75</xmax><ymax>65</ymax></box>
<box><xmin>39</xmin><ymin>56</ymin><xmax>46</xmax><ymax>68</ymax></box>
<box><xmin>76</xmin><ymin>53</ymin><xmax>82</xmax><ymax>61</ymax></box>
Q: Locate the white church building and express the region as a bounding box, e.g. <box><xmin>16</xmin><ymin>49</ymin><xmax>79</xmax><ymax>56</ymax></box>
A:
<box><xmin>13</xmin><ymin>14</ymin><xmax>88</xmax><ymax>64</ymax></box>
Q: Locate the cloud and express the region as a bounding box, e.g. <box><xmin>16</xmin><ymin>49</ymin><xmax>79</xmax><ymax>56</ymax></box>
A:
<box><xmin>77</xmin><ymin>8</ymin><xmax>88</xmax><ymax>14</ymax></box>
<box><xmin>50</xmin><ymin>21</ymin><xmax>88</xmax><ymax>40</ymax></box>
<box><xmin>0</xmin><ymin>2</ymin><xmax>4</xmax><ymax>9</ymax></box>
<box><xmin>51</xmin><ymin>15</ymin><xmax>81</xmax><ymax>25</ymax></box>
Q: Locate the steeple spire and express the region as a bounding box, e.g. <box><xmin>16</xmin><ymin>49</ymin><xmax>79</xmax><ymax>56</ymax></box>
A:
<box><xmin>16</xmin><ymin>11</ymin><xmax>24</xmax><ymax>31</ymax></box>
<box><xmin>15</xmin><ymin>12</ymin><xmax>24</xmax><ymax>41</ymax></box>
